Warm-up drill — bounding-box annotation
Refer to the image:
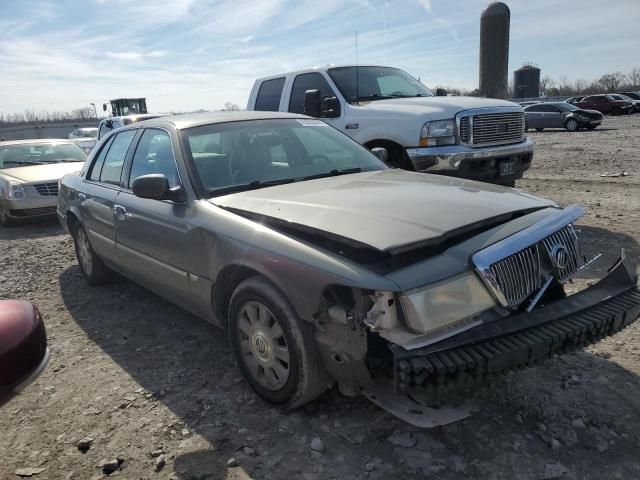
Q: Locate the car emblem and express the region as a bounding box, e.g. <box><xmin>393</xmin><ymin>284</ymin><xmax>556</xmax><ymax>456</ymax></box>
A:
<box><xmin>550</xmin><ymin>244</ymin><xmax>570</xmax><ymax>269</ymax></box>
<box><xmin>497</xmin><ymin>122</ymin><xmax>509</xmax><ymax>133</ymax></box>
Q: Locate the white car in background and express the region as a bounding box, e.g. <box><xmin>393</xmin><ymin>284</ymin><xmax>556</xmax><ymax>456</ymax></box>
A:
<box><xmin>69</xmin><ymin>127</ymin><xmax>99</xmax><ymax>152</ymax></box>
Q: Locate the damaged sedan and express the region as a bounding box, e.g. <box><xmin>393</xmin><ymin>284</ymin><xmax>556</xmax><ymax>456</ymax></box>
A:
<box><xmin>57</xmin><ymin>112</ymin><xmax>640</xmax><ymax>426</ymax></box>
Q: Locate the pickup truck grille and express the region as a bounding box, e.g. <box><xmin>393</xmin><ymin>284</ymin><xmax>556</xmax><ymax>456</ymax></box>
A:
<box><xmin>458</xmin><ymin>111</ymin><xmax>524</xmax><ymax>146</ymax></box>
<box><xmin>33</xmin><ymin>182</ymin><xmax>58</xmax><ymax>196</ymax></box>
<box><xmin>477</xmin><ymin>224</ymin><xmax>583</xmax><ymax>308</ymax></box>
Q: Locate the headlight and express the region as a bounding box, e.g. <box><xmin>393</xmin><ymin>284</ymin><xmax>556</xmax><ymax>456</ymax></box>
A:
<box><xmin>8</xmin><ymin>182</ymin><xmax>27</xmax><ymax>199</ymax></box>
<box><xmin>420</xmin><ymin>119</ymin><xmax>456</xmax><ymax>147</ymax></box>
<box><xmin>399</xmin><ymin>273</ymin><xmax>495</xmax><ymax>336</ymax></box>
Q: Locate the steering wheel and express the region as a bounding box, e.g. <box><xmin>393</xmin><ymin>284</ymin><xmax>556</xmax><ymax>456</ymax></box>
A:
<box><xmin>309</xmin><ymin>154</ymin><xmax>331</xmax><ymax>165</ymax></box>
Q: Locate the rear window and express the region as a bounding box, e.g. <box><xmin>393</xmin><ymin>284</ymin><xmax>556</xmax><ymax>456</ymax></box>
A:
<box><xmin>255</xmin><ymin>78</ymin><xmax>285</xmax><ymax>111</ymax></box>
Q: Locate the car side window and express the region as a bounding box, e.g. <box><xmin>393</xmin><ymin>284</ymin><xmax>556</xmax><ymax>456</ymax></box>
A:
<box><xmin>255</xmin><ymin>77</ymin><xmax>286</xmax><ymax>111</ymax></box>
<box><xmin>87</xmin><ymin>135</ymin><xmax>115</xmax><ymax>181</ymax></box>
<box><xmin>128</xmin><ymin>129</ymin><xmax>180</xmax><ymax>188</ymax></box>
<box><xmin>99</xmin><ymin>130</ymin><xmax>137</xmax><ymax>185</ymax></box>
<box><xmin>98</xmin><ymin>123</ymin><xmax>109</xmax><ymax>139</ymax></box>
<box><xmin>289</xmin><ymin>73</ymin><xmax>336</xmax><ymax>114</ymax></box>
<box><xmin>527</xmin><ymin>105</ymin><xmax>542</xmax><ymax>112</ymax></box>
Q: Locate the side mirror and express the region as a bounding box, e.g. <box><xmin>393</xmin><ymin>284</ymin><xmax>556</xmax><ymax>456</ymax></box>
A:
<box><xmin>132</xmin><ymin>174</ymin><xmax>185</xmax><ymax>203</ymax></box>
<box><xmin>105</xmin><ymin>119</ymin><xmax>113</xmax><ymax>128</ymax></box>
<box><xmin>304</xmin><ymin>89</ymin><xmax>322</xmax><ymax>117</ymax></box>
<box><xmin>435</xmin><ymin>88</ymin><xmax>448</xmax><ymax>97</ymax></box>
<box><xmin>370</xmin><ymin>147</ymin><xmax>388</xmax><ymax>163</ymax></box>
<box><xmin>304</xmin><ymin>90</ymin><xmax>341</xmax><ymax>118</ymax></box>
<box><xmin>102</xmin><ymin>103</ymin><xmax>107</xmax><ymax>111</ymax></box>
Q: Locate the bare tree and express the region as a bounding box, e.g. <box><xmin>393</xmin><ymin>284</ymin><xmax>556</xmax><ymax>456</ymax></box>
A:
<box><xmin>598</xmin><ymin>72</ymin><xmax>624</xmax><ymax>92</ymax></box>
<box><xmin>222</xmin><ymin>102</ymin><xmax>240</xmax><ymax>111</ymax></box>
<box><xmin>626</xmin><ymin>67</ymin><xmax>640</xmax><ymax>89</ymax></box>
<box><xmin>539</xmin><ymin>75</ymin><xmax>555</xmax><ymax>94</ymax></box>
<box><xmin>573</xmin><ymin>78</ymin><xmax>587</xmax><ymax>94</ymax></box>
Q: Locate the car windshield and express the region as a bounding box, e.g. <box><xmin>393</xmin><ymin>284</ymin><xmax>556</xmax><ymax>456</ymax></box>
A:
<box><xmin>181</xmin><ymin>118</ymin><xmax>388</xmax><ymax>196</ymax></box>
<box><xmin>0</xmin><ymin>142</ymin><xmax>87</xmax><ymax>169</ymax></box>
<box><xmin>328</xmin><ymin>66</ymin><xmax>434</xmax><ymax>102</ymax></box>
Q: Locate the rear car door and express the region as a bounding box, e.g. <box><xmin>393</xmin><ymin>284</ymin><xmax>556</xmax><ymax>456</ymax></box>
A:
<box><xmin>113</xmin><ymin>128</ymin><xmax>195</xmax><ymax>310</ymax></box>
<box><xmin>79</xmin><ymin>130</ymin><xmax>136</xmax><ymax>263</ymax></box>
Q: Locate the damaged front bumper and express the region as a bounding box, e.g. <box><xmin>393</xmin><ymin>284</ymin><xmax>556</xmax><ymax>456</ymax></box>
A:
<box><xmin>369</xmin><ymin>252</ymin><xmax>640</xmax><ymax>426</ymax></box>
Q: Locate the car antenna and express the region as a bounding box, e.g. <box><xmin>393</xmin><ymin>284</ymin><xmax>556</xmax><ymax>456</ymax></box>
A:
<box><xmin>355</xmin><ymin>31</ymin><xmax>359</xmax><ymax>105</ymax></box>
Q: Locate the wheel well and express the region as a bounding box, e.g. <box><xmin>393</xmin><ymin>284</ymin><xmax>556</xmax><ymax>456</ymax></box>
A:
<box><xmin>212</xmin><ymin>265</ymin><xmax>260</xmax><ymax>327</ymax></box>
<box><xmin>364</xmin><ymin>139</ymin><xmax>412</xmax><ymax>170</ymax></box>
<box><xmin>67</xmin><ymin>211</ymin><xmax>80</xmax><ymax>234</ymax></box>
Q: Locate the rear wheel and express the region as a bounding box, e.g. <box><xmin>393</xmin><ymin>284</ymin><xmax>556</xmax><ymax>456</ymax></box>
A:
<box><xmin>535</xmin><ymin>128</ymin><xmax>544</xmax><ymax>132</ymax></box>
<box><xmin>228</xmin><ymin>276</ymin><xmax>328</xmax><ymax>408</ymax></box>
<box><xmin>0</xmin><ymin>206</ymin><xmax>15</xmax><ymax>227</ymax></box>
<box><xmin>565</xmin><ymin>118</ymin><xmax>579</xmax><ymax>132</ymax></box>
<box><xmin>367</xmin><ymin>142</ymin><xmax>410</xmax><ymax>170</ymax></box>
<box><xmin>72</xmin><ymin>224</ymin><xmax>112</xmax><ymax>285</ymax></box>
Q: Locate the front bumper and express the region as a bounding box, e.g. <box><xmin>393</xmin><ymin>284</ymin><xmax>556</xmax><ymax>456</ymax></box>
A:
<box><xmin>1</xmin><ymin>196</ymin><xmax>58</xmax><ymax>219</ymax></box>
<box><xmin>390</xmin><ymin>252</ymin><xmax>639</xmax><ymax>393</ymax></box>
<box><xmin>406</xmin><ymin>137</ymin><xmax>534</xmax><ymax>184</ymax></box>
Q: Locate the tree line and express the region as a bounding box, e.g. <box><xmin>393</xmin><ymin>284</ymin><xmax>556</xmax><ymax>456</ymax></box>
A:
<box><xmin>0</xmin><ymin>106</ymin><xmax>96</xmax><ymax>127</ymax></box>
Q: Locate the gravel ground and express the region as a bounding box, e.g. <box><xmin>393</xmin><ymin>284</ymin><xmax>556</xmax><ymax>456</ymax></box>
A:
<box><xmin>1</xmin><ymin>114</ymin><xmax>640</xmax><ymax>480</ymax></box>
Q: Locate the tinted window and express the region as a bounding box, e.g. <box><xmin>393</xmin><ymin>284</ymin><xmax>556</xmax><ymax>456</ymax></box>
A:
<box><xmin>542</xmin><ymin>105</ymin><xmax>560</xmax><ymax>112</ymax></box>
<box><xmin>289</xmin><ymin>73</ymin><xmax>336</xmax><ymax>114</ymax></box>
<box><xmin>129</xmin><ymin>129</ymin><xmax>179</xmax><ymax>188</ymax></box>
<box><xmin>88</xmin><ymin>136</ymin><xmax>115</xmax><ymax>181</ymax></box>
<box><xmin>99</xmin><ymin>130</ymin><xmax>136</xmax><ymax>185</ymax></box>
<box><xmin>255</xmin><ymin>77</ymin><xmax>285</xmax><ymax>111</ymax></box>
<box><xmin>525</xmin><ymin>105</ymin><xmax>544</xmax><ymax>112</ymax></box>
<box><xmin>98</xmin><ymin>123</ymin><xmax>109</xmax><ymax>139</ymax></box>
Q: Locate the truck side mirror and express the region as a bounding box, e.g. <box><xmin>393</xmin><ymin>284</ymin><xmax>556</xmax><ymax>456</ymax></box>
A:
<box><xmin>304</xmin><ymin>90</ymin><xmax>322</xmax><ymax>117</ymax></box>
<box><xmin>320</xmin><ymin>96</ymin><xmax>340</xmax><ymax>118</ymax></box>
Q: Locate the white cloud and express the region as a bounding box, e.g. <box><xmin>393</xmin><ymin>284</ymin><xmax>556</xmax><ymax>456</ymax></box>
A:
<box><xmin>105</xmin><ymin>50</ymin><xmax>167</xmax><ymax>62</ymax></box>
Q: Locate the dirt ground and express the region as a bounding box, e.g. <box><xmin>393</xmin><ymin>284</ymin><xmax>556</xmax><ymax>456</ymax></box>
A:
<box><xmin>1</xmin><ymin>114</ymin><xmax>640</xmax><ymax>480</ymax></box>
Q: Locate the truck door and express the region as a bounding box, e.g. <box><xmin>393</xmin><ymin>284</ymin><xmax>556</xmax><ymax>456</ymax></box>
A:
<box><xmin>287</xmin><ymin>72</ymin><xmax>343</xmax><ymax>131</ymax></box>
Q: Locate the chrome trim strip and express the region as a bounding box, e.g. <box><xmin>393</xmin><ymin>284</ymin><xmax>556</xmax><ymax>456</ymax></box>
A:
<box><xmin>472</xmin><ymin>204</ymin><xmax>586</xmax><ymax>307</ymax></box>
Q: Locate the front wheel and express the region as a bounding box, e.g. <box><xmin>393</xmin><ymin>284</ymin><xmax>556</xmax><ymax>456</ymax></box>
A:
<box><xmin>228</xmin><ymin>276</ymin><xmax>328</xmax><ymax>408</ymax></box>
<box><xmin>72</xmin><ymin>225</ymin><xmax>112</xmax><ymax>285</ymax></box>
<box><xmin>565</xmin><ymin>118</ymin><xmax>579</xmax><ymax>131</ymax></box>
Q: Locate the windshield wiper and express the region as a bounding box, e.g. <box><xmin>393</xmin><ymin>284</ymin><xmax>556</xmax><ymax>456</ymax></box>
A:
<box><xmin>2</xmin><ymin>160</ymin><xmax>44</xmax><ymax>166</ymax></box>
<box><xmin>208</xmin><ymin>178</ymin><xmax>296</xmax><ymax>197</ymax></box>
<box><xmin>354</xmin><ymin>94</ymin><xmax>394</xmax><ymax>102</ymax></box>
<box><xmin>301</xmin><ymin>167</ymin><xmax>362</xmax><ymax>181</ymax></box>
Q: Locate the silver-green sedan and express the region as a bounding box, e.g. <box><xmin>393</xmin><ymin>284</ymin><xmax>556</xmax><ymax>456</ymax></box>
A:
<box><xmin>57</xmin><ymin>112</ymin><xmax>640</xmax><ymax>426</ymax></box>
<box><xmin>0</xmin><ymin>139</ymin><xmax>87</xmax><ymax>226</ymax></box>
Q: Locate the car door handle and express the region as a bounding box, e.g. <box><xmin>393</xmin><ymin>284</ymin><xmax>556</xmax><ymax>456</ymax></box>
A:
<box><xmin>113</xmin><ymin>205</ymin><xmax>127</xmax><ymax>217</ymax></box>
<box><xmin>78</xmin><ymin>193</ymin><xmax>86</xmax><ymax>201</ymax></box>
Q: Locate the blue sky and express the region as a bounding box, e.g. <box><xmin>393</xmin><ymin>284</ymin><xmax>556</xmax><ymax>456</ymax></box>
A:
<box><xmin>1</xmin><ymin>0</ymin><xmax>639</xmax><ymax>115</ymax></box>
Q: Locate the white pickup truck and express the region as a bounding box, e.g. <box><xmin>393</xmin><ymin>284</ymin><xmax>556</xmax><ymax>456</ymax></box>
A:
<box><xmin>247</xmin><ymin>65</ymin><xmax>533</xmax><ymax>185</ymax></box>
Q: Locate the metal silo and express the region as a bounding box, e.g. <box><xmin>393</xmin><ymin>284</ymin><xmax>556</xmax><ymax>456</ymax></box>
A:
<box><xmin>479</xmin><ymin>2</ymin><xmax>510</xmax><ymax>99</ymax></box>
<box><xmin>514</xmin><ymin>63</ymin><xmax>541</xmax><ymax>98</ymax></box>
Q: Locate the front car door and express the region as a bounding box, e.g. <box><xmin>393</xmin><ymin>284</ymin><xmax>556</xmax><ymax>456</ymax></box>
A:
<box><xmin>544</xmin><ymin>105</ymin><xmax>564</xmax><ymax>128</ymax></box>
<box><xmin>113</xmin><ymin>127</ymin><xmax>195</xmax><ymax>310</ymax></box>
<box><xmin>78</xmin><ymin>130</ymin><xmax>136</xmax><ymax>263</ymax></box>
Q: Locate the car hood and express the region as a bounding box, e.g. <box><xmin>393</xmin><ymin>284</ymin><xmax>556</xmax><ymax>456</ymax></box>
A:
<box><xmin>210</xmin><ymin>170</ymin><xmax>554</xmax><ymax>253</ymax></box>
<box><xmin>0</xmin><ymin>162</ymin><xmax>84</xmax><ymax>183</ymax></box>
<box><xmin>360</xmin><ymin>96</ymin><xmax>522</xmax><ymax>118</ymax></box>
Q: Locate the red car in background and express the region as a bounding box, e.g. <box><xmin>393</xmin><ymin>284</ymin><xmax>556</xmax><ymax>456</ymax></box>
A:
<box><xmin>0</xmin><ymin>301</ymin><xmax>48</xmax><ymax>406</ymax></box>
<box><xmin>575</xmin><ymin>94</ymin><xmax>633</xmax><ymax>115</ymax></box>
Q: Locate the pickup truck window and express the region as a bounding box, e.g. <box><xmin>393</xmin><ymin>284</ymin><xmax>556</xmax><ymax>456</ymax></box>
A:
<box><xmin>289</xmin><ymin>73</ymin><xmax>337</xmax><ymax>114</ymax></box>
<box><xmin>328</xmin><ymin>66</ymin><xmax>433</xmax><ymax>102</ymax></box>
<box><xmin>129</xmin><ymin>129</ymin><xmax>180</xmax><ymax>187</ymax></box>
<box><xmin>255</xmin><ymin>77</ymin><xmax>285</xmax><ymax>111</ymax></box>
<box><xmin>99</xmin><ymin>130</ymin><xmax>136</xmax><ymax>185</ymax></box>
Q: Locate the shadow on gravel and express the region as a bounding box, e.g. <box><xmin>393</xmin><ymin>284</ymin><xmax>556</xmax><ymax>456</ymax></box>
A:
<box><xmin>57</xmin><ymin>230</ymin><xmax>640</xmax><ymax>479</ymax></box>
<box><xmin>0</xmin><ymin>216</ymin><xmax>63</xmax><ymax>240</ymax></box>
<box><xmin>528</xmin><ymin>127</ymin><xmax>618</xmax><ymax>134</ymax></box>
<box><xmin>575</xmin><ymin>225</ymin><xmax>640</xmax><ymax>281</ymax></box>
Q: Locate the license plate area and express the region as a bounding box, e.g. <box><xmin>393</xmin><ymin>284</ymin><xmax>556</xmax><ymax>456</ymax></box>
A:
<box><xmin>499</xmin><ymin>159</ymin><xmax>516</xmax><ymax>176</ymax></box>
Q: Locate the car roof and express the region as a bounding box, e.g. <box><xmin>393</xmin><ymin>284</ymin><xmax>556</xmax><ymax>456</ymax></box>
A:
<box><xmin>140</xmin><ymin>111</ymin><xmax>309</xmax><ymax>130</ymax></box>
<box><xmin>100</xmin><ymin>113</ymin><xmax>165</xmax><ymax>123</ymax></box>
<box><xmin>0</xmin><ymin>138</ymin><xmax>78</xmax><ymax>146</ymax></box>
<box><xmin>255</xmin><ymin>64</ymin><xmax>400</xmax><ymax>82</ymax></box>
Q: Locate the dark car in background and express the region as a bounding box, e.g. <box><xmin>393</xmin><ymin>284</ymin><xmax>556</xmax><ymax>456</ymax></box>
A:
<box><xmin>524</xmin><ymin>102</ymin><xmax>602</xmax><ymax>131</ymax></box>
<box><xmin>609</xmin><ymin>94</ymin><xmax>640</xmax><ymax>113</ymax></box>
<box><xmin>575</xmin><ymin>94</ymin><xmax>633</xmax><ymax>115</ymax></box>
<box><xmin>620</xmin><ymin>91</ymin><xmax>640</xmax><ymax>101</ymax></box>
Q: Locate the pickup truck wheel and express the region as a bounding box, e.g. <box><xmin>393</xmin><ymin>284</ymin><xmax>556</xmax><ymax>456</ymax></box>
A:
<box><xmin>229</xmin><ymin>276</ymin><xmax>328</xmax><ymax>408</ymax></box>
<box><xmin>72</xmin><ymin>225</ymin><xmax>112</xmax><ymax>285</ymax></box>
<box><xmin>565</xmin><ymin>118</ymin><xmax>579</xmax><ymax>131</ymax></box>
<box><xmin>0</xmin><ymin>206</ymin><xmax>16</xmax><ymax>227</ymax></box>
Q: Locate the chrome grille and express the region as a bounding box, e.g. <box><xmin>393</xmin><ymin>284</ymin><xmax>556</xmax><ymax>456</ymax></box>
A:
<box><xmin>33</xmin><ymin>182</ymin><xmax>58</xmax><ymax>196</ymax></box>
<box><xmin>459</xmin><ymin>117</ymin><xmax>470</xmax><ymax>143</ymax></box>
<box><xmin>541</xmin><ymin>225</ymin><xmax>582</xmax><ymax>282</ymax></box>
<box><xmin>489</xmin><ymin>245</ymin><xmax>542</xmax><ymax>307</ymax></box>
<box><xmin>458</xmin><ymin>111</ymin><xmax>524</xmax><ymax>147</ymax></box>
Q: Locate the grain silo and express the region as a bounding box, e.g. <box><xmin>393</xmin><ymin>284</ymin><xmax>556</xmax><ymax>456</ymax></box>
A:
<box><xmin>514</xmin><ymin>63</ymin><xmax>541</xmax><ymax>98</ymax></box>
<box><xmin>479</xmin><ymin>2</ymin><xmax>510</xmax><ymax>99</ymax></box>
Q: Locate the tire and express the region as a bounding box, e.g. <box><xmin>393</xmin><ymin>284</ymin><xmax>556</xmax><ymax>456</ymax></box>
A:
<box><xmin>535</xmin><ymin>128</ymin><xmax>544</xmax><ymax>132</ymax></box>
<box><xmin>611</xmin><ymin>107</ymin><xmax>622</xmax><ymax>116</ymax></box>
<box><xmin>72</xmin><ymin>224</ymin><xmax>112</xmax><ymax>285</ymax></box>
<box><xmin>228</xmin><ymin>276</ymin><xmax>328</xmax><ymax>408</ymax></box>
<box><xmin>0</xmin><ymin>206</ymin><xmax>16</xmax><ymax>227</ymax></box>
<box><xmin>565</xmin><ymin>118</ymin><xmax>579</xmax><ymax>132</ymax></box>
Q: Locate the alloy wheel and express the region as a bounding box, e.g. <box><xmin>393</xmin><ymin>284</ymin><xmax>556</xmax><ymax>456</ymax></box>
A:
<box><xmin>566</xmin><ymin>119</ymin><xmax>578</xmax><ymax>131</ymax></box>
<box><xmin>76</xmin><ymin>229</ymin><xmax>93</xmax><ymax>276</ymax></box>
<box><xmin>237</xmin><ymin>301</ymin><xmax>290</xmax><ymax>391</ymax></box>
